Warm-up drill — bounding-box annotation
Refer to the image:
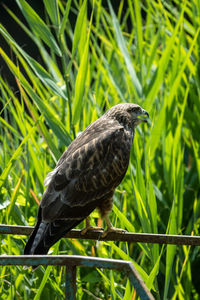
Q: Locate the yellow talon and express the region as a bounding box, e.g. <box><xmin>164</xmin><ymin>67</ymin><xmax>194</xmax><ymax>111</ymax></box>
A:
<box><xmin>81</xmin><ymin>217</ymin><xmax>103</xmax><ymax>235</ymax></box>
<box><xmin>101</xmin><ymin>215</ymin><xmax>126</xmax><ymax>238</ymax></box>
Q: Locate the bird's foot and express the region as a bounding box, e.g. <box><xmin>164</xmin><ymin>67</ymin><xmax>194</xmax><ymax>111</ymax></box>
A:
<box><xmin>101</xmin><ymin>227</ymin><xmax>126</xmax><ymax>238</ymax></box>
<box><xmin>81</xmin><ymin>226</ymin><xmax>104</xmax><ymax>235</ymax></box>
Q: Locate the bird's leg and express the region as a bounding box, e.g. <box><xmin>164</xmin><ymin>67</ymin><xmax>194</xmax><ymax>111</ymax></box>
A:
<box><xmin>81</xmin><ymin>216</ymin><xmax>104</xmax><ymax>235</ymax></box>
<box><xmin>101</xmin><ymin>215</ymin><xmax>126</xmax><ymax>238</ymax></box>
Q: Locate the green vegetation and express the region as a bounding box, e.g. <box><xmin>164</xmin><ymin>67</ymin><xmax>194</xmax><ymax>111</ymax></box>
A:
<box><xmin>0</xmin><ymin>0</ymin><xmax>200</xmax><ymax>298</ymax></box>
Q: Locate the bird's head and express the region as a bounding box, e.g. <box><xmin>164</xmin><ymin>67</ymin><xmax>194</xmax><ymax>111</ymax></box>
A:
<box><xmin>105</xmin><ymin>103</ymin><xmax>149</xmax><ymax>129</ymax></box>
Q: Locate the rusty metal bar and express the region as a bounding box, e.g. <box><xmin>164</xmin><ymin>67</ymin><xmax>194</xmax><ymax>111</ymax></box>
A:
<box><xmin>0</xmin><ymin>254</ymin><xmax>133</xmax><ymax>269</ymax></box>
<box><xmin>0</xmin><ymin>255</ymin><xmax>154</xmax><ymax>299</ymax></box>
<box><xmin>65</xmin><ymin>266</ymin><xmax>76</xmax><ymax>300</ymax></box>
<box><xmin>1</xmin><ymin>224</ymin><xmax>200</xmax><ymax>245</ymax></box>
<box><xmin>0</xmin><ymin>224</ymin><xmax>33</xmax><ymax>235</ymax></box>
<box><xmin>126</xmin><ymin>264</ymin><xmax>154</xmax><ymax>300</ymax></box>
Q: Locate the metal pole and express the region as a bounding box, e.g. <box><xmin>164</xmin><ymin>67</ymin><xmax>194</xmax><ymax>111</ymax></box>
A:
<box><xmin>127</xmin><ymin>264</ymin><xmax>154</xmax><ymax>300</ymax></box>
<box><xmin>65</xmin><ymin>265</ymin><xmax>76</xmax><ymax>300</ymax></box>
<box><xmin>1</xmin><ymin>224</ymin><xmax>200</xmax><ymax>246</ymax></box>
<box><xmin>0</xmin><ymin>255</ymin><xmax>154</xmax><ymax>299</ymax></box>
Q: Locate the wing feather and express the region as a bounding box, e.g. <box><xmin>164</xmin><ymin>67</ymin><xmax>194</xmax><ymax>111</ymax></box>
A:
<box><xmin>40</xmin><ymin>120</ymin><xmax>132</xmax><ymax>222</ymax></box>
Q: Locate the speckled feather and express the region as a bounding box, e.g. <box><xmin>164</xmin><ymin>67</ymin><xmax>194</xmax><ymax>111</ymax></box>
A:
<box><xmin>24</xmin><ymin>103</ymin><xmax>148</xmax><ymax>255</ymax></box>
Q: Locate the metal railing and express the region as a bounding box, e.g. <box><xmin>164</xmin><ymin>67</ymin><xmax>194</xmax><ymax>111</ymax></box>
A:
<box><xmin>0</xmin><ymin>255</ymin><xmax>154</xmax><ymax>299</ymax></box>
<box><xmin>1</xmin><ymin>224</ymin><xmax>200</xmax><ymax>299</ymax></box>
<box><xmin>1</xmin><ymin>224</ymin><xmax>200</xmax><ymax>245</ymax></box>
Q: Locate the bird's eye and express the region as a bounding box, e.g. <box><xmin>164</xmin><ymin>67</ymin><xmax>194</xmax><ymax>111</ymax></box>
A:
<box><xmin>128</xmin><ymin>107</ymin><xmax>140</xmax><ymax>114</ymax></box>
<box><xmin>128</xmin><ymin>107</ymin><xmax>136</xmax><ymax>113</ymax></box>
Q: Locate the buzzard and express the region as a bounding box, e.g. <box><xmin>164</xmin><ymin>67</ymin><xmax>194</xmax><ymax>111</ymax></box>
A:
<box><xmin>24</xmin><ymin>103</ymin><xmax>149</xmax><ymax>255</ymax></box>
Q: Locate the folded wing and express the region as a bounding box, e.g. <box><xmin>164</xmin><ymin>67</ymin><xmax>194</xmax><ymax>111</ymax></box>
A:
<box><xmin>25</xmin><ymin>118</ymin><xmax>131</xmax><ymax>255</ymax></box>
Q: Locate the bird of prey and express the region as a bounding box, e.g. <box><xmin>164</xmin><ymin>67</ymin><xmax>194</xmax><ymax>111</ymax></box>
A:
<box><xmin>24</xmin><ymin>103</ymin><xmax>149</xmax><ymax>255</ymax></box>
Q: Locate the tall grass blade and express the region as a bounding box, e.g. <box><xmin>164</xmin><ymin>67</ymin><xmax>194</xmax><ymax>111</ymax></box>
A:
<box><xmin>108</xmin><ymin>0</ymin><xmax>142</xmax><ymax>99</ymax></box>
<box><xmin>43</xmin><ymin>0</ymin><xmax>60</xmax><ymax>28</ymax></box>
<box><xmin>16</xmin><ymin>0</ymin><xmax>61</xmax><ymax>56</ymax></box>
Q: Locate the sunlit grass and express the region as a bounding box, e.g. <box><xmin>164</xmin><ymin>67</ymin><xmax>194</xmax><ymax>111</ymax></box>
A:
<box><xmin>0</xmin><ymin>0</ymin><xmax>200</xmax><ymax>298</ymax></box>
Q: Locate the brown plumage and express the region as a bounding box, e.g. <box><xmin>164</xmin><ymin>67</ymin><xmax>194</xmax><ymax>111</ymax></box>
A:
<box><xmin>24</xmin><ymin>103</ymin><xmax>149</xmax><ymax>255</ymax></box>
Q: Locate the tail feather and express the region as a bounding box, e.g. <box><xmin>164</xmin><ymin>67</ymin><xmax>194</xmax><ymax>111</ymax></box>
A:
<box><xmin>24</xmin><ymin>207</ymin><xmax>43</xmax><ymax>254</ymax></box>
<box><xmin>24</xmin><ymin>209</ymin><xmax>83</xmax><ymax>255</ymax></box>
<box><xmin>25</xmin><ymin>221</ymin><xmax>48</xmax><ymax>254</ymax></box>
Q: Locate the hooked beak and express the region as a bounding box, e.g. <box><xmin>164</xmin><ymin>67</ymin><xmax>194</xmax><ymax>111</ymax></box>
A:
<box><xmin>136</xmin><ymin>109</ymin><xmax>149</xmax><ymax>124</ymax></box>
